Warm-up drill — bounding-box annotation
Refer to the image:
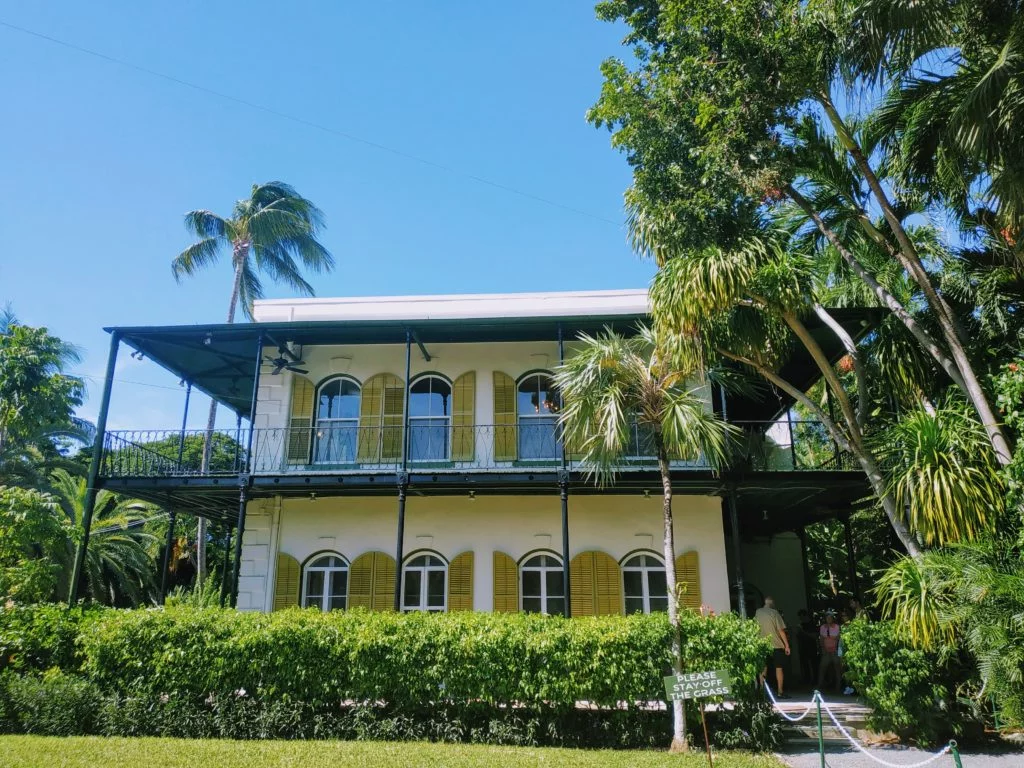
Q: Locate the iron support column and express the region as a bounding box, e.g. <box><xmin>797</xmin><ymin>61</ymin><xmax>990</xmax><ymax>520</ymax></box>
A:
<box><xmin>557</xmin><ymin>325</ymin><xmax>571</xmax><ymax>616</ymax></box>
<box><xmin>798</xmin><ymin>526</ymin><xmax>814</xmax><ymax>612</ymax></box>
<box><xmin>220</xmin><ymin>526</ymin><xmax>231</xmax><ymax>607</ymax></box>
<box><xmin>160</xmin><ymin>510</ymin><xmax>177</xmax><ymax>603</ymax></box>
<box><xmin>231</xmin><ymin>335</ymin><xmax>264</xmax><ymax>608</ymax></box>
<box><xmin>841</xmin><ymin>513</ymin><xmax>859</xmax><ymax>599</ymax></box>
<box><xmin>394</xmin><ymin>330</ymin><xmax>413</xmax><ymax>611</ymax></box>
<box><xmin>785</xmin><ymin>408</ymin><xmax>798</xmax><ymax>469</ymax></box>
<box><xmin>69</xmin><ymin>331</ymin><xmax>120</xmax><ymax>604</ymax></box>
<box><xmin>176</xmin><ymin>381</ymin><xmax>192</xmax><ymax>467</ymax></box>
<box><xmin>727</xmin><ymin>490</ymin><xmax>746</xmax><ymax>618</ymax></box>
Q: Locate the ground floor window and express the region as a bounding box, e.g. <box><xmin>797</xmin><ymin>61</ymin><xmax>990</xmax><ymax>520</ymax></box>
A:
<box><xmin>303</xmin><ymin>553</ymin><xmax>349</xmax><ymax>611</ymax></box>
<box><xmin>520</xmin><ymin>552</ymin><xmax>564</xmax><ymax>615</ymax></box>
<box><xmin>402</xmin><ymin>553</ymin><xmax>447</xmax><ymax>611</ymax></box>
<box><xmin>622</xmin><ymin>553</ymin><xmax>668</xmax><ymax>614</ymax></box>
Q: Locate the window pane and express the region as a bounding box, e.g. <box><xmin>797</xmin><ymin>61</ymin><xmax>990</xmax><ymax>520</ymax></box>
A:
<box><xmin>329</xmin><ymin>594</ymin><xmax>347</xmax><ymax>611</ymax></box>
<box><xmin>518</xmin><ymin>416</ymin><xmax>558</xmax><ymax>460</ymax></box>
<box><xmin>329</xmin><ymin>571</ymin><xmax>348</xmax><ymax>600</ymax></box>
<box><xmin>522</xmin><ymin>570</ymin><xmax>541</xmax><ymax>598</ymax></box>
<box><xmin>305</xmin><ymin>570</ymin><xmax>324</xmax><ymax>598</ymax></box>
<box><xmin>409</xmin><ymin>418</ymin><xmax>449</xmax><ymax>461</ymax></box>
<box><xmin>302</xmin><ymin>594</ymin><xmax>320</xmax><ymax>610</ymax></box>
<box><xmin>517</xmin><ymin>376</ymin><xmax>540</xmax><ymax>416</ymax></box>
<box><xmin>315</xmin><ymin>423</ymin><xmax>357</xmax><ymax>463</ymax></box>
<box><xmin>408</xmin><ymin>555</ymin><xmax>429</xmax><ymax>568</ymax></box>
<box><xmin>545</xmin><ymin>570</ymin><xmax>564</xmax><ymax>598</ymax></box>
<box><xmin>623</xmin><ymin>571</ymin><xmax>643</xmax><ymax>599</ymax></box>
<box><xmin>403</xmin><ymin>571</ymin><xmax>421</xmax><ymax>607</ymax></box>
<box><xmin>625</xmin><ymin>597</ymin><xmax>645</xmax><ymax>615</ymax></box>
<box><xmin>410</xmin><ymin>378</ymin><xmax>451</xmax><ymax>418</ymax></box>
<box><xmin>647</xmin><ymin>569</ymin><xmax>668</xmax><ymax>598</ymax></box>
<box><xmin>538</xmin><ymin>379</ymin><xmax>560</xmax><ymax>415</ymax></box>
<box><xmin>546</xmin><ymin>597</ymin><xmax>565</xmax><ymax>616</ymax></box>
<box><xmin>649</xmin><ymin>595</ymin><xmax>669</xmax><ymax>613</ymax></box>
<box><xmin>427</xmin><ymin>570</ymin><xmax>445</xmax><ymax>607</ymax></box>
<box><xmin>522</xmin><ymin>597</ymin><xmax>543</xmax><ymax>614</ymax></box>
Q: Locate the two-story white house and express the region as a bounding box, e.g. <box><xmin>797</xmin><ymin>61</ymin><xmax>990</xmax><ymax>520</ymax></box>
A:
<box><xmin>89</xmin><ymin>289</ymin><xmax>870</xmax><ymax>628</ymax></box>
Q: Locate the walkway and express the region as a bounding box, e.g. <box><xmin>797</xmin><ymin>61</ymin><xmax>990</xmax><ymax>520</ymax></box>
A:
<box><xmin>780</xmin><ymin>744</ymin><xmax>1023</xmax><ymax>768</ymax></box>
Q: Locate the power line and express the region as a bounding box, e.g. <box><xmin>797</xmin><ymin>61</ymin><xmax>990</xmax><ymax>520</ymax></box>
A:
<box><xmin>0</xmin><ymin>19</ymin><xmax>621</xmax><ymax>226</ymax></box>
<box><xmin>77</xmin><ymin>373</ymin><xmax>183</xmax><ymax>392</ymax></box>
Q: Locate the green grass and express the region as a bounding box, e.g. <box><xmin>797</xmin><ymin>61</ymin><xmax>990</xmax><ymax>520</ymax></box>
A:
<box><xmin>0</xmin><ymin>736</ymin><xmax>786</xmax><ymax>767</ymax></box>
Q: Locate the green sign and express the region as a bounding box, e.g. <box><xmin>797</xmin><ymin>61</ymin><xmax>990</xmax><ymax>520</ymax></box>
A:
<box><xmin>663</xmin><ymin>670</ymin><xmax>732</xmax><ymax>701</ymax></box>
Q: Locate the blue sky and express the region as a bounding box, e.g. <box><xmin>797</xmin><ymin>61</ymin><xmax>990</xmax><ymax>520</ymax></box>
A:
<box><xmin>0</xmin><ymin>2</ymin><xmax>652</xmax><ymax>430</ymax></box>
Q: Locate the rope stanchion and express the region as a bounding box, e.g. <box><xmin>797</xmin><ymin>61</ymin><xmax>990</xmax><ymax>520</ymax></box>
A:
<box><xmin>818</xmin><ymin>696</ymin><xmax>954</xmax><ymax>768</ymax></box>
<box><xmin>762</xmin><ymin>681</ymin><xmax>818</xmax><ymax>722</ymax></box>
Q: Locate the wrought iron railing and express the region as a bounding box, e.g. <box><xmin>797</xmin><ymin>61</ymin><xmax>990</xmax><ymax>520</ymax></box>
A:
<box><xmin>99</xmin><ymin>419</ymin><xmax>854</xmax><ymax>479</ymax></box>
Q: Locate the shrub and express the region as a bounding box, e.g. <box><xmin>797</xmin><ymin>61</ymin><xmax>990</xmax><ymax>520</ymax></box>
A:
<box><xmin>842</xmin><ymin>620</ymin><xmax>972</xmax><ymax>744</ymax></box>
<box><xmin>0</xmin><ymin>668</ymin><xmax>102</xmax><ymax>735</ymax></box>
<box><xmin>1</xmin><ymin>604</ymin><xmax>776</xmax><ymax>748</ymax></box>
<box><xmin>0</xmin><ymin>602</ymin><xmax>99</xmax><ymax>673</ymax></box>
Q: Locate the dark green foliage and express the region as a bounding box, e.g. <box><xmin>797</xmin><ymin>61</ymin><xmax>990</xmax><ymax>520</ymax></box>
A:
<box><xmin>0</xmin><ymin>605</ymin><xmax>779</xmax><ymax>749</ymax></box>
<box><xmin>0</xmin><ymin>670</ymin><xmax>101</xmax><ymax>736</ymax></box>
<box><xmin>842</xmin><ymin>620</ymin><xmax>974</xmax><ymax>744</ymax></box>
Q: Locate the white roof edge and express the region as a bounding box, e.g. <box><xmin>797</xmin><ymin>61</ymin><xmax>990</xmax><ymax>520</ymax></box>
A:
<box><xmin>252</xmin><ymin>288</ymin><xmax>651</xmax><ymax>323</ymax></box>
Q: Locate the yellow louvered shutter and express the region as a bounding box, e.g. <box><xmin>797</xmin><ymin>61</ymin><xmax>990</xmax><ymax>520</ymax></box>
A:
<box><xmin>349</xmin><ymin>551</ymin><xmax>396</xmax><ymax>611</ymax></box>
<box><xmin>273</xmin><ymin>552</ymin><xmax>301</xmax><ymax>611</ymax></box>
<box><xmin>448</xmin><ymin>551</ymin><xmax>474</xmax><ymax>611</ymax></box>
<box><xmin>492</xmin><ymin>551</ymin><xmax>519</xmax><ymax>612</ymax></box>
<box><xmin>286</xmin><ymin>377</ymin><xmax>315</xmax><ymax>464</ymax></box>
<box><xmin>594</xmin><ymin>551</ymin><xmax>622</xmax><ymax>615</ymax></box>
<box><xmin>452</xmin><ymin>372</ymin><xmax>476</xmax><ymax>462</ymax></box>
<box><xmin>570</xmin><ymin>552</ymin><xmax>596</xmax><ymax>616</ymax></box>
<box><xmin>571</xmin><ymin>551</ymin><xmax>621</xmax><ymax>617</ymax></box>
<box><xmin>675</xmin><ymin>551</ymin><xmax>702</xmax><ymax>611</ymax></box>
<box><xmin>357</xmin><ymin>374</ymin><xmax>405</xmax><ymax>463</ymax></box>
<box><xmin>493</xmin><ymin>371</ymin><xmax>517</xmax><ymax>462</ymax></box>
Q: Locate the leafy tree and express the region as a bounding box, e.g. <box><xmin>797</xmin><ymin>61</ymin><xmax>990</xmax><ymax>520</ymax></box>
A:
<box><xmin>0</xmin><ymin>486</ymin><xmax>71</xmax><ymax>603</ymax></box>
<box><xmin>171</xmin><ymin>181</ymin><xmax>334</xmax><ymax>581</ymax></box>
<box><xmin>555</xmin><ymin>325</ymin><xmax>733</xmax><ymax>751</ymax></box>
<box><xmin>50</xmin><ymin>470</ymin><xmax>158</xmax><ymax>606</ymax></box>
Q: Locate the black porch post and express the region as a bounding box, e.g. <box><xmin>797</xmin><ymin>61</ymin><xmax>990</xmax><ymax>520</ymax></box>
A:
<box><xmin>219</xmin><ymin>526</ymin><xmax>231</xmax><ymax>607</ymax></box>
<box><xmin>727</xmin><ymin>491</ymin><xmax>747</xmax><ymax>618</ymax></box>
<box><xmin>160</xmin><ymin>510</ymin><xmax>177</xmax><ymax>603</ymax></box>
<box><xmin>798</xmin><ymin>526</ymin><xmax>814</xmax><ymax>612</ymax></box>
<box><xmin>176</xmin><ymin>381</ymin><xmax>192</xmax><ymax>467</ymax></box>
<box><xmin>841</xmin><ymin>513</ymin><xmax>859</xmax><ymax>599</ymax></box>
<box><xmin>69</xmin><ymin>331</ymin><xmax>120</xmax><ymax>604</ymax></box>
<box><xmin>231</xmin><ymin>335</ymin><xmax>263</xmax><ymax>608</ymax></box>
<box><xmin>394</xmin><ymin>330</ymin><xmax>412</xmax><ymax>611</ymax></box>
<box><xmin>557</xmin><ymin>324</ymin><xmax>571</xmax><ymax>616</ymax></box>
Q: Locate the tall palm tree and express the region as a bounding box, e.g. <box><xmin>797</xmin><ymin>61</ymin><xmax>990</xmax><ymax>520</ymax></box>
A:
<box><xmin>172</xmin><ymin>182</ymin><xmax>334</xmax><ymax>581</ymax></box>
<box><xmin>50</xmin><ymin>469</ymin><xmax>159</xmax><ymax>606</ymax></box>
<box><xmin>554</xmin><ymin>325</ymin><xmax>733</xmax><ymax>753</ymax></box>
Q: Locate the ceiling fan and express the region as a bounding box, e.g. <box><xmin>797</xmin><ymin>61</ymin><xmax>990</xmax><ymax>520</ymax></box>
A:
<box><xmin>265</xmin><ymin>346</ymin><xmax>308</xmax><ymax>376</ymax></box>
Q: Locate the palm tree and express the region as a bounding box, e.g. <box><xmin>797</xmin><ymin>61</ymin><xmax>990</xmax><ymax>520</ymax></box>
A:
<box><xmin>554</xmin><ymin>325</ymin><xmax>733</xmax><ymax>753</ymax></box>
<box><xmin>172</xmin><ymin>182</ymin><xmax>334</xmax><ymax>581</ymax></box>
<box><xmin>50</xmin><ymin>469</ymin><xmax>159</xmax><ymax>606</ymax></box>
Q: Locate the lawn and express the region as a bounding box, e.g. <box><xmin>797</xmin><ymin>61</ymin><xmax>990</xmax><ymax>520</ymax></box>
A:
<box><xmin>0</xmin><ymin>736</ymin><xmax>786</xmax><ymax>767</ymax></box>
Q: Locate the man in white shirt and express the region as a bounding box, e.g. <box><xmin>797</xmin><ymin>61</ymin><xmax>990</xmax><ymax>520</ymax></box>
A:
<box><xmin>755</xmin><ymin>596</ymin><xmax>791</xmax><ymax>698</ymax></box>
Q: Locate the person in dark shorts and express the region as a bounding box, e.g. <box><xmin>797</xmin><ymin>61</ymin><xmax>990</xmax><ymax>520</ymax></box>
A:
<box><xmin>797</xmin><ymin>609</ymin><xmax>819</xmax><ymax>685</ymax></box>
<box><xmin>755</xmin><ymin>596</ymin><xmax>791</xmax><ymax>698</ymax></box>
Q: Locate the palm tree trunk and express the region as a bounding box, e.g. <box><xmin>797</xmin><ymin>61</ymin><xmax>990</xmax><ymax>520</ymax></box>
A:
<box><xmin>197</xmin><ymin>247</ymin><xmax>247</xmax><ymax>584</ymax></box>
<box><xmin>817</xmin><ymin>94</ymin><xmax>1014</xmax><ymax>467</ymax></box>
<box><xmin>656</xmin><ymin>439</ymin><xmax>687</xmax><ymax>752</ymax></box>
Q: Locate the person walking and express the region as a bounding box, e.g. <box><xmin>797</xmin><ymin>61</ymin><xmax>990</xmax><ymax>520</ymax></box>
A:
<box><xmin>755</xmin><ymin>596</ymin><xmax>791</xmax><ymax>698</ymax></box>
<box><xmin>817</xmin><ymin>609</ymin><xmax>843</xmax><ymax>693</ymax></box>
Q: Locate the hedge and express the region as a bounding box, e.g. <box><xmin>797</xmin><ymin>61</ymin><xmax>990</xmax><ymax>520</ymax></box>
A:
<box><xmin>0</xmin><ymin>605</ymin><xmax>778</xmax><ymax>749</ymax></box>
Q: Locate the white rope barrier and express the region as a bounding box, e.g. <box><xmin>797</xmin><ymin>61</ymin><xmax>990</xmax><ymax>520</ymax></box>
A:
<box><xmin>762</xmin><ymin>681</ymin><xmax>817</xmax><ymax>722</ymax></box>
<box><xmin>818</xmin><ymin>697</ymin><xmax>953</xmax><ymax>768</ymax></box>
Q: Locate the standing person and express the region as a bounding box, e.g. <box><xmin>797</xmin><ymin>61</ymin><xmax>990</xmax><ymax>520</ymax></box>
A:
<box><xmin>755</xmin><ymin>596</ymin><xmax>791</xmax><ymax>699</ymax></box>
<box><xmin>797</xmin><ymin>609</ymin><xmax>819</xmax><ymax>685</ymax></box>
<box><xmin>849</xmin><ymin>597</ymin><xmax>869</xmax><ymax>620</ymax></box>
<box><xmin>817</xmin><ymin>610</ymin><xmax>843</xmax><ymax>693</ymax></box>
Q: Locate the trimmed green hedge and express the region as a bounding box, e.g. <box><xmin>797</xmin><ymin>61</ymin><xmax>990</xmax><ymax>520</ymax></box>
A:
<box><xmin>0</xmin><ymin>605</ymin><xmax>777</xmax><ymax>748</ymax></box>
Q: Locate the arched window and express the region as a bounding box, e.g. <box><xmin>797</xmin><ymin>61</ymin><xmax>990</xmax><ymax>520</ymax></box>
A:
<box><xmin>622</xmin><ymin>553</ymin><xmax>669</xmax><ymax>614</ymax></box>
<box><xmin>409</xmin><ymin>375</ymin><xmax>451</xmax><ymax>461</ymax></box>
<box><xmin>302</xmin><ymin>553</ymin><xmax>349</xmax><ymax>611</ymax></box>
<box><xmin>314</xmin><ymin>377</ymin><xmax>361</xmax><ymax>464</ymax></box>
<box><xmin>520</xmin><ymin>553</ymin><xmax>565</xmax><ymax>615</ymax></box>
<box><xmin>401</xmin><ymin>553</ymin><xmax>447</xmax><ymax>612</ymax></box>
<box><xmin>517</xmin><ymin>373</ymin><xmax>560</xmax><ymax>460</ymax></box>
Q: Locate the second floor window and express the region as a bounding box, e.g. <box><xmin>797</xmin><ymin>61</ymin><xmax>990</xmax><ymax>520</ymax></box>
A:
<box><xmin>520</xmin><ymin>553</ymin><xmax>565</xmax><ymax>615</ymax></box>
<box><xmin>409</xmin><ymin>375</ymin><xmax>451</xmax><ymax>461</ymax></box>
<box><xmin>517</xmin><ymin>373</ymin><xmax>560</xmax><ymax>460</ymax></box>
<box><xmin>314</xmin><ymin>377</ymin><xmax>361</xmax><ymax>463</ymax></box>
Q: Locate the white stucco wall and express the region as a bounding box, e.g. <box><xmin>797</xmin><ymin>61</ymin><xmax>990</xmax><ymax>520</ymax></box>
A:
<box><xmin>237</xmin><ymin>492</ymin><xmax>730</xmax><ymax>615</ymax></box>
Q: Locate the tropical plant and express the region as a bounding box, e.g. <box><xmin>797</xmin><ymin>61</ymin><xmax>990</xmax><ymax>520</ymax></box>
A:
<box><xmin>0</xmin><ymin>486</ymin><xmax>71</xmax><ymax>603</ymax></box>
<box><xmin>49</xmin><ymin>470</ymin><xmax>159</xmax><ymax>606</ymax></box>
<box><xmin>554</xmin><ymin>325</ymin><xmax>733</xmax><ymax>751</ymax></box>
<box><xmin>171</xmin><ymin>181</ymin><xmax>334</xmax><ymax>581</ymax></box>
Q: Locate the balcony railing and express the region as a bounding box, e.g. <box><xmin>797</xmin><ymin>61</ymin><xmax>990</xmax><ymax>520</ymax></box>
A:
<box><xmin>99</xmin><ymin>420</ymin><xmax>853</xmax><ymax>479</ymax></box>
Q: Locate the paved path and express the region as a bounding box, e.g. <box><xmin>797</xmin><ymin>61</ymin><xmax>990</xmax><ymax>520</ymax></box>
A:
<box><xmin>779</xmin><ymin>743</ymin><xmax>1023</xmax><ymax>768</ymax></box>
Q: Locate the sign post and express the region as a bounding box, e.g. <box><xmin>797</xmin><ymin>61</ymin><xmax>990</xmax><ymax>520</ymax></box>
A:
<box><xmin>663</xmin><ymin>670</ymin><xmax>733</xmax><ymax>767</ymax></box>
